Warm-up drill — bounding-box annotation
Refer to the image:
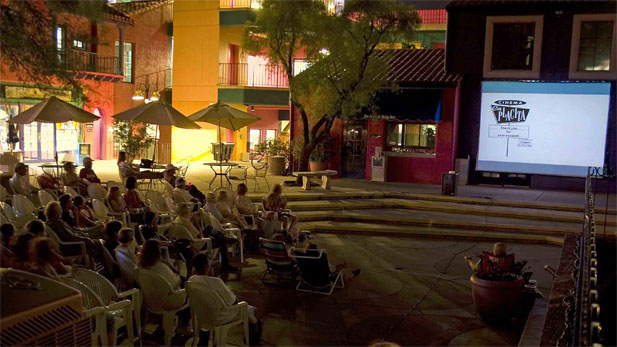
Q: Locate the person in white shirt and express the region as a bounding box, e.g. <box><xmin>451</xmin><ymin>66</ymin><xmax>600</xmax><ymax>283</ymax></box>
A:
<box><xmin>188</xmin><ymin>254</ymin><xmax>259</xmax><ymax>345</ymax></box>
<box><xmin>174</xmin><ymin>177</ymin><xmax>200</xmax><ymax>206</ymax></box>
<box><xmin>138</xmin><ymin>239</ymin><xmax>182</xmax><ymax>289</ymax></box>
<box><xmin>11</xmin><ymin>163</ymin><xmax>39</xmax><ymax>203</ymax></box>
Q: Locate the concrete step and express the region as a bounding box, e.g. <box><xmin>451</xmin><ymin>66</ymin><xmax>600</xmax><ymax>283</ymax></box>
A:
<box><xmin>295</xmin><ymin>210</ymin><xmax>581</xmax><ymax>237</ymax></box>
<box><xmin>286</xmin><ymin>199</ymin><xmax>615</xmax><ymax>227</ymax></box>
<box><xmin>297</xmin><ymin>221</ymin><xmax>567</xmax><ymax>246</ymax></box>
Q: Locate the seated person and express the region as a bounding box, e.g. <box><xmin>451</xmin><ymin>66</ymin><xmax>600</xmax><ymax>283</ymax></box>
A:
<box><xmin>123</xmin><ymin>176</ymin><xmax>146</xmax><ymax>210</ymax></box>
<box><xmin>172</xmin><ymin>204</ymin><xmax>203</xmax><ymax>276</ymax></box>
<box><xmin>293</xmin><ymin>233</ymin><xmax>361</xmax><ymax>281</ymax></box>
<box><xmin>61</xmin><ymin>161</ymin><xmax>88</xmax><ymax>195</ymax></box>
<box><xmin>45</xmin><ymin>201</ymin><xmax>103</xmax><ymax>270</ymax></box>
<box><xmin>11</xmin><ymin>162</ymin><xmax>39</xmax><ymax>203</ymax></box>
<box><xmin>73</xmin><ymin>196</ymin><xmax>99</xmax><ymax>228</ymax></box>
<box><xmin>188</xmin><ymin>253</ymin><xmax>260</xmax><ymax>344</ymax></box>
<box><xmin>37</xmin><ymin>171</ymin><xmax>61</xmax><ymax>191</ymax></box>
<box><xmin>10</xmin><ymin>233</ymin><xmax>34</xmax><ymax>271</ymax></box>
<box><xmin>263</xmin><ymin>184</ymin><xmax>297</xmax><ymax>232</ymax></box>
<box><xmin>174</xmin><ymin>177</ymin><xmax>200</xmax><ymax>206</ymax></box>
<box><xmin>116</xmin><ymin>228</ymin><xmax>138</xmax><ymax>264</ymax></box>
<box><xmin>164</xmin><ymin>164</ymin><xmax>178</xmax><ymax>187</ymax></box>
<box><xmin>117</xmin><ymin>151</ymin><xmax>163</xmax><ymax>181</ymax></box>
<box><xmin>25</xmin><ymin>219</ymin><xmax>46</xmax><ymax>238</ymax></box>
<box><xmin>216</xmin><ymin>190</ymin><xmax>248</xmax><ymax>229</ymax></box>
<box><xmin>103</xmin><ymin>221</ymin><xmax>122</xmax><ymax>260</ymax></box>
<box><xmin>205</xmin><ymin>193</ymin><xmax>230</xmax><ymax>224</ymax></box>
<box><xmin>107</xmin><ymin>186</ymin><xmax>127</xmax><ymax>213</ymax></box>
<box><xmin>59</xmin><ymin>194</ymin><xmax>101</xmax><ymax>237</ymax></box>
<box><xmin>140</xmin><ymin>211</ymin><xmax>161</xmax><ymax>241</ymax></box>
<box><xmin>79</xmin><ymin>157</ymin><xmax>101</xmax><ymax>184</ymax></box>
<box><xmin>29</xmin><ymin>237</ymin><xmax>71</xmax><ymax>278</ymax></box>
<box><xmin>465</xmin><ymin>242</ymin><xmax>516</xmax><ymax>273</ymax></box>
<box><xmin>1</xmin><ymin>223</ymin><xmax>15</xmax><ymax>248</ymax></box>
<box><xmin>138</xmin><ymin>239</ymin><xmax>182</xmax><ymax>289</ymax></box>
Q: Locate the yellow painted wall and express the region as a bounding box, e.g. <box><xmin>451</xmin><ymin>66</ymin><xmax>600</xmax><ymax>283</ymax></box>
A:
<box><xmin>172</xmin><ymin>0</ymin><xmax>220</xmax><ymax>161</ymax></box>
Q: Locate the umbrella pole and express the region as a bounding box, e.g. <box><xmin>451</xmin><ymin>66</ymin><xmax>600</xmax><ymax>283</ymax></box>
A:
<box><xmin>219</xmin><ymin>120</ymin><xmax>223</xmax><ymax>187</ymax></box>
<box><xmin>152</xmin><ymin>124</ymin><xmax>159</xmax><ymax>162</ymax></box>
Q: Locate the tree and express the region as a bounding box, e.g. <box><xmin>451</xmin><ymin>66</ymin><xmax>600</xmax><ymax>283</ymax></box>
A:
<box><xmin>0</xmin><ymin>0</ymin><xmax>107</xmax><ymax>91</ymax></box>
<box><xmin>113</xmin><ymin>120</ymin><xmax>154</xmax><ymax>163</ymax></box>
<box><xmin>243</xmin><ymin>0</ymin><xmax>419</xmax><ymax>174</ymax></box>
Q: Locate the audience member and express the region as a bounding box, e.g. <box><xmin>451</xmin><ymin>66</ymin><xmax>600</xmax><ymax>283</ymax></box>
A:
<box><xmin>138</xmin><ymin>239</ymin><xmax>182</xmax><ymax>289</ymax></box>
<box><xmin>164</xmin><ymin>164</ymin><xmax>178</xmax><ymax>187</ymax></box>
<box><xmin>140</xmin><ymin>211</ymin><xmax>160</xmax><ymax>241</ymax></box>
<box><xmin>79</xmin><ymin>157</ymin><xmax>100</xmax><ymax>184</ymax></box>
<box><xmin>73</xmin><ymin>195</ymin><xmax>99</xmax><ymax>228</ymax></box>
<box><xmin>216</xmin><ymin>190</ymin><xmax>248</xmax><ymax>228</ymax></box>
<box><xmin>61</xmin><ymin>161</ymin><xmax>88</xmax><ymax>195</ymax></box>
<box><xmin>10</xmin><ymin>233</ymin><xmax>34</xmax><ymax>271</ymax></box>
<box><xmin>117</xmin><ymin>151</ymin><xmax>163</xmax><ymax>180</ymax></box>
<box><xmin>263</xmin><ymin>184</ymin><xmax>297</xmax><ymax>232</ymax></box>
<box><xmin>11</xmin><ymin>163</ymin><xmax>39</xmax><ymax>202</ymax></box>
<box><xmin>1</xmin><ymin>223</ymin><xmax>15</xmax><ymax>267</ymax></box>
<box><xmin>116</xmin><ymin>228</ymin><xmax>138</xmax><ymax>264</ymax></box>
<box><xmin>59</xmin><ymin>194</ymin><xmax>78</xmax><ymax>228</ymax></box>
<box><xmin>1</xmin><ymin>223</ymin><xmax>15</xmax><ymax>247</ymax></box>
<box><xmin>29</xmin><ymin>237</ymin><xmax>71</xmax><ymax>278</ymax></box>
<box><xmin>205</xmin><ymin>193</ymin><xmax>229</xmax><ymax>223</ymax></box>
<box><xmin>174</xmin><ymin>177</ymin><xmax>200</xmax><ymax>206</ymax></box>
<box><xmin>293</xmin><ymin>233</ymin><xmax>361</xmax><ymax>281</ymax></box>
<box><xmin>124</xmin><ymin>176</ymin><xmax>146</xmax><ymax>209</ymax></box>
<box><xmin>36</xmin><ymin>171</ymin><xmax>61</xmax><ymax>191</ymax></box>
<box><xmin>465</xmin><ymin>242</ymin><xmax>516</xmax><ymax>273</ymax></box>
<box><xmin>107</xmin><ymin>186</ymin><xmax>127</xmax><ymax>213</ymax></box>
<box><xmin>103</xmin><ymin>221</ymin><xmax>123</xmax><ymax>260</ymax></box>
<box><xmin>25</xmin><ymin>219</ymin><xmax>46</xmax><ymax>238</ymax></box>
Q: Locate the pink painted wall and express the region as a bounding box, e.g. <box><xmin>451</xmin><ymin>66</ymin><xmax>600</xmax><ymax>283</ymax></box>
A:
<box><xmin>385</xmin><ymin>87</ymin><xmax>460</xmax><ymax>184</ymax></box>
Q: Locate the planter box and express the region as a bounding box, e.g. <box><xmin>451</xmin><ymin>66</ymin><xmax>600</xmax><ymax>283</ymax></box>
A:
<box><xmin>470</xmin><ymin>274</ymin><xmax>524</xmax><ymax>323</ymax></box>
<box><xmin>309</xmin><ymin>161</ymin><xmax>329</xmax><ymax>172</ymax></box>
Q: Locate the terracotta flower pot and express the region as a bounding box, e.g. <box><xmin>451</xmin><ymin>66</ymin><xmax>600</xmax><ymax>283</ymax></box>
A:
<box><xmin>309</xmin><ymin>161</ymin><xmax>329</xmax><ymax>172</ymax></box>
<box><xmin>470</xmin><ymin>274</ymin><xmax>525</xmax><ymax>323</ymax></box>
<box><xmin>267</xmin><ymin>156</ymin><xmax>285</xmax><ymax>175</ymax></box>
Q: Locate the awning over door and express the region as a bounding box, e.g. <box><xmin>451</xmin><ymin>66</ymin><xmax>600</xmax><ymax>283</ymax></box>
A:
<box><xmin>375</xmin><ymin>88</ymin><xmax>442</xmax><ymax>121</ymax></box>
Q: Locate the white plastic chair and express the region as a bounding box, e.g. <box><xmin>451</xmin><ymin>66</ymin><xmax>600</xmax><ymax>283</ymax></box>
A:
<box><xmin>63</xmin><ymin>277</ymin><xmax>133</xmax><ymax>347</ymax></box>
<box><xmin>44</xmin><ymin>224</ymin><xmax>90</xmax><ymax>268</ymax></box>
<box><xmin>0</xmin><ymin>185</ymin><xmax>12</xmax><ymax>202</ymax></box>
<box><xmin>38</xmin><ymin>190</ymin><xmax>57</xmax><ymax>208</ymax></box>
<box><xmin>88</xmin><ymin>183</ymin><xmax>107</xmax><ymax>200</ymax></box>
<box><xmin>12</xmin><ymin>194</ymin><xmax>37</xmax><ymax>223</ymax></box>
<box><xmin>92</xmin><ymin>198</ymin><xmax>129</xmax><ymax>226</ymax></box>
<box><xmin>135</xmin><ymin>267</ymin><xmax>188</xmax><ymax>347</ymax></box>
<box><xmin>162</xmin><ymin>180</ymin><xmax>174</xmax><ymax>197</ymax></box>
<box><xmin>172</xmin><ymin>191</ymin><xmax>198</xmax><ymax>211</ymax></box>
<box><xmin>116</xmin><ymin>249</ymin><xmax>138</xmax><ymax>287</ymax></box>
<box><xmin>72</xmin><ymin>268</ymin><xmax>141</xmax><ymax>344</ymax></box>
<box><xmin>186</xmin><ymin>279</ymin><xmax>249</xmax><ymax>347</ymax></box>
<box><xmin>206</xmin><ymin>211</ymin><xmax>243</xmax><ymax>263</ymax></box>
<box><xmin>63</xmin><ymin>186</ymin><xmax>80</xmax><ymax>198</ymax></box>
<box><xmin>170</xmin><ymin>223</ymin><xmax>213</xmax><ymax>258</ymax></box>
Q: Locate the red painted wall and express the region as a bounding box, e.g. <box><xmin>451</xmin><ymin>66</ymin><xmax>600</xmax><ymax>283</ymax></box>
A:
<box><xmin>385</xmin><ymin>87</ymin><xmax>459</xmax><ymax>184</ymax></box>
<box><xmin>246</xmin><ymin>106</ymin><xmax>281</xmax><ymax>142</ymax></box>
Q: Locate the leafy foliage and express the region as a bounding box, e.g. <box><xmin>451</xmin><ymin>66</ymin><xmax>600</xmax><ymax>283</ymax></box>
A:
<box><xmin>243</xmin><ymin>0</ymin><xmax>420</xmax><ymax>172</ymax></box>
<box><xmin>0</xmin><ymin>0</ymin><xmax>106</xmax><ymax>91</ymax></box>
<box><xmin>254</xmin><ymin>138</ymin><xmax>289</xmax><ymax>157</ymax></box>
<box><xmin>113</xmin><ymin>120</ymin><xmax>154</xmax><ymax>162</ymax></box>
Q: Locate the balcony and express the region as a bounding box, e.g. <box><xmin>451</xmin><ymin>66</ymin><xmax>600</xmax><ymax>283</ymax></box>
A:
<box><xmin>219</xmin><ymin>63</ymin><xmax>289</xmax><ymax>88</ymax></box>
<box><xmin>67</xmin><ymin>49</ymin><xmax>124</xmax><ymax>82</ymax></box>
<box><xmin>219</xmin><ymin>0</ymin><xmax>261</xmax><ymax>9</ymax></box>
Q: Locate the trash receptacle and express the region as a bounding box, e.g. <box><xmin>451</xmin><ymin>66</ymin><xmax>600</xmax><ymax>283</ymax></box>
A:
<box><xmin>441</xmin><ymin>171</ymin><xmax>457</xmax><ymax>196</ymax></box>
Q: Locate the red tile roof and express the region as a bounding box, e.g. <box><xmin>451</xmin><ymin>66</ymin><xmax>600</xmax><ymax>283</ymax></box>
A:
<box><xmin>103</xmin><ymin>4</ymin><xmax>134</xmax><ymax>25</ymax></box>
<box><xmin>417</xmin><ymin>9</ymin><xmax>448</xmax><ymax>24</ymax></box>
<box><xmin>111</xmin><ymin>0</ymin><xmax>172</xmax><ymax>15</ymax></box>
<box><xmin>378</xmin><ymin>49</ymin><xmax>460</xmax><ymax>86</ymax></box>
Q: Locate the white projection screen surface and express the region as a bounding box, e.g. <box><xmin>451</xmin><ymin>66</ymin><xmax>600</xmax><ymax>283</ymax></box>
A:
<box><xmin>477</xmin><ymin>81</ymin><xmax>611</xmax><ymax>176</ymax></box>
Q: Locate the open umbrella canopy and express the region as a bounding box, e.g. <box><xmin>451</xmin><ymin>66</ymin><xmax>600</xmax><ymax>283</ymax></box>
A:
<box><xmin>112</xmin><ymin>100</ymin><xmax>201</xmax><ymax>129</ymax></box>
<box><xmin>8</xmin><ymin>96</ymin><xmax>99</xmax><ymax>124</ymax></box>
<box><xmin>187</xmin><ymin>101</ymin><xmax>260</xmax><ymax>131</ymax></box>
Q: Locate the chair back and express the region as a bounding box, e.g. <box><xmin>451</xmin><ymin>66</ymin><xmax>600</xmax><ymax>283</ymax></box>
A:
<box><xmin>44</xmin><ymin>224</ymin><xmax>62</xmax><ymax>245</ymax></box>
<box><xmin>170</xmin><ymin>223</ymin><xmax>192</xmax><ymax>241</ymax></box>
<box><xmin>213</xmin><ymin>187</ymin><xmax>235</xmax><ymax>209</ymax></box>
<box><xmin>0</xmin><ymin>202</ymin><xmax>17</xmax><ymax>222</ymax></box>
<box><xmin>145</xmin><ymin>191</ymin><xmax>166</xmax><ymax>211</ymax></box>
<box><xmin>172</xmin><ymin>190</ymin><xmax>188</xmax><ymax>205</ymax></box>
<box><xmin>63</xmin><ymin>277</ymin><xmax>105</xmax><ymax>310</ymax></box>
<box><xmin>116</xmin><ymin>250</ymin><xmax>137</xmax><ymax>285</ymax></box>
<box><xmin>87</xmin><ymin>183</ymin><xmax>107</xmax><ymax>200</ymax></box>
<box><xmin>185</xmin><ymin>280</ymin><xmax>223</xmax><ymax>331</ymax></box>
<box><xmin>294</xmin><ymin>248</ymin><xmax>332</xmax><ymax>287</ymax></box>
<box><xmin>260</xmin><ymin>238</ymin><xmax>294</xmax><ymax>270</ymax></box>
<box><xmin>91</xmin><ymin>199</ymin><xmax>109</xmax><ymax>220</ymax></box>
<box><xmin>135</xmin><ymin>267</ymin><xmax>186</xmax><ymax>312</ymax></box>
<box><xmin>107</xmin><ymin>181</ymin><xmax>126</xmax><ymax>194</ymax></box>
<box><xmin>251</xmin><ymin>158</ymin><xmax>268</xmax><ymax>178</ymax></box>
<box><xmin>13</xmin><ymin>194</ymin><xmax>36</xmax><ymax>217</ymax></box>
<box><xmin>206</xmin><ymin>211</ymin><xmax>224</xmax><ymax>231</ymax></box>
<box><xmin>38</xmin><ymin>190</ymin><xmax>56</xmax><ymax>208</ymax></box>
<box><xmin>161</xmin><ymin>180</ymin><xmax>174</xmax><ymax>197</ymax></box>
<box><xmin>73</xmin><ymin>268</ymin><xmax>119</xmax><ymax>305</ymax></box>
<box><xmin>163</xmin><ymin>195</ymin><xmax>177</xmax><ymax>214</ymax></box>
<box><xmin>63</xmin><ymin>186</ymin><xmax>80</xmax><ymax>198</ymax></box>
<box><xmin>178</xmin><ymin>163</ymin><xmax>190</xmax><ymax>178</ymax></box>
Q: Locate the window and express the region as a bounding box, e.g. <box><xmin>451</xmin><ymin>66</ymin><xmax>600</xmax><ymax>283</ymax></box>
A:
<box><xmin>386</xmin><ymin>123</ymin><xmax>436</xmax><ymax>151</ymax></box>
<box><xmin>483</xmin><ymin>16</ymin><xmax>543</xmax><ymax>79</ymax></box>
<box><xmin>266</xmin><ymin>129</ymin><xmax>276</xmax><ymax>142</ymax></box>
<box><xmin>569</xmin><ymin>14</ymin><xmax>617</xmax><ymax>79</ymax></box>
<box><xmin>248</xmin><ymin>129</ymin><xmax>261</xmax><ymax>151</ymax></box>
<box><xmin>55</xmin><ymin>26</ymin><xmax>65</xmax><ymax>63</ymax></box>
<box><xmin>293</xmin><ymin>59</ymin><xmax>311</xmax><ymax>76</ymax></box>
<box><xmin>73</xmin><ymin>40</ymin><xmax>86</xmax><ymax>50</ymax></box>
<box><xmin>115</xmin><ymin>41</ymin><xmax>133</xmax><ymax>82</ymax></box>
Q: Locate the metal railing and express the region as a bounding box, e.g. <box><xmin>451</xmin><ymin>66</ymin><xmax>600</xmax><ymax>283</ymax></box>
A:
<box><xmin>218</xmin><ymin>63</ymin><xmax>289</xmax><ymax>88</ymax></box>
<box><xmin>560</xmin><ymin>168</ymin><xmax>603</xmax><ymax>346</ymax></box>
<box><xmin>67</xmin><ymin>49</ymin><xmax>120</xmax><ymax>76</ymax></box>
<box><xmin>219</xmin><ymin>0</ymin><xmax>261</xmax><ymax>9</ymax></box>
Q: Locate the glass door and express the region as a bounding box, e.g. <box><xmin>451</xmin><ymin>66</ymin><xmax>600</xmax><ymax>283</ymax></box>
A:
<box><xmin>21</xmin><ymin>122</ymin><xmax>56</xmax><ymax>162</ymax></box>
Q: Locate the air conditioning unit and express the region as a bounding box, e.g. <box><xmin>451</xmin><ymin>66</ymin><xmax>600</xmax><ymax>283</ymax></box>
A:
<box><xmin>0</xmin><ymin>268</ymin><xmax>91</xmax><ymax>346</ymax></box>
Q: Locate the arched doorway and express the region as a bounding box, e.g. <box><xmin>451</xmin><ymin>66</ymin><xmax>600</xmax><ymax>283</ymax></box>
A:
<box><xmin>92</xmin><ymin>108</ymin><xmax>105</xmax><ymax>159</ymax></box>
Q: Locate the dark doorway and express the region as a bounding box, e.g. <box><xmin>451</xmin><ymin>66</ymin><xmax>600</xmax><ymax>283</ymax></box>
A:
<box><xmin>342</xmin><ymin>120</ymin><xmax>367</xmax><ymax>178</ymax></box>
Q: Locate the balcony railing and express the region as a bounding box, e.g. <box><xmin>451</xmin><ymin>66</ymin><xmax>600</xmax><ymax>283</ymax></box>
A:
<box><xmin>219</xmin><ymin>0</ymin><xmax>261</xmax><ymax>9</ymax></box>
<box><xmin>67</xmin><ymin>49</ymin><xmax>121</xmax><ymax>76</ymax></box>
<box><xmin>219</xmin><ymin>63</ymin><xmax>289</xmax><ymax>88</ymax></box>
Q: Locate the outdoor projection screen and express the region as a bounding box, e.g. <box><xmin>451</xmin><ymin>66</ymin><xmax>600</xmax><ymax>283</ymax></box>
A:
<box><xmin>477</xmin><ymin>81</ymin><xmax>611</xmax><ymax>176</ymax></box>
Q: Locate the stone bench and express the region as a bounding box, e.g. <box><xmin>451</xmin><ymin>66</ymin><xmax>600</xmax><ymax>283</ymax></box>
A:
<box><xmin>296</xmin><ymin>170</ymin><xmax>337</xmax><ymax>190</ymax></box>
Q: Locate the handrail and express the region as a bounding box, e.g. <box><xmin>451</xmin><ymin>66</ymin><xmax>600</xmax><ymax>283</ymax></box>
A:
<box><xmin>66</xmin><ymin>49</ymin><xmax>121</xmax><ymax>76</ymax></box>
<box><xmin>218</xmin><ymin>62</ymin><xmax>289</xmax><ymax>88</ymax></box>
<box><xmin>560</xmin><ymin>168</ymin><xmax>603</xmax><ymax>346</ymax></box>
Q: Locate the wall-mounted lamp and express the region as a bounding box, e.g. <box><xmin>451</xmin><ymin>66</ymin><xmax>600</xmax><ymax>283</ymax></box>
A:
<box><xmin>251</xmin><ymin>106</ymin><xmax>255</xmax><ymax>112</ymax></box>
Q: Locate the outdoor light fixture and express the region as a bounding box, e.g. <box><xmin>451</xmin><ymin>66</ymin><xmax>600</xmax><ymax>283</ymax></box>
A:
<box><xmin>149</xmin><ymin>91</ymin><xmax>160</xmax><ymax>102</ymax></box>
<box><xmin>319</xmin><ymin>48</ymin><xmax>330</xmax><ymax>56</ymax></box>
<box><xmin>132</xmin><ymin>90</ymin><xmax>145</xmax><ymax>101</ymax></box>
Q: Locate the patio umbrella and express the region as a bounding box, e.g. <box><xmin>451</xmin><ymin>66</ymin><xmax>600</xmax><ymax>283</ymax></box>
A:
<box><xmin>112</xmin><ymin>100</ymin><xmax>201</xmax><ymax>161</ymax></box>
<box><xmin>188</xmin><ymin>101</ymin><xmax>260</xmax><ymax>185</ymax></box>
<box><xmin>8</xmin><ymin>96</ymin><xmax>99</xmax><ymax>168</ymax></box>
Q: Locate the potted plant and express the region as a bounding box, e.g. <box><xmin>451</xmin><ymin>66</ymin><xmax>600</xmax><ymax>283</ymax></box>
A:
<box><xmin>254</xmin><ymin>138</ymin><xmax>288</xmax><ymax>175</ymax></box>
<box><xmin>308</xmin><ymin>138</ymin><xmax>331</xmax><ymax>172</ymax></box>
<box><xmin>465</xmin><ymin>251</ymin><xmax>529</xmax><ymax>323</ymax></box>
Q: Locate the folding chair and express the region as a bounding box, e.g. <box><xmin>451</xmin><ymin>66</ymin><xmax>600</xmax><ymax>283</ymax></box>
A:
<box><xmin>259</xmin><ymin>238</ymin><xmax>298</xmax><ymax>284</ymax></box>
<box><xmin>294</xmin><ymin>248</ymin><xmax>344</xmax><ymax>295</ymax></box>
